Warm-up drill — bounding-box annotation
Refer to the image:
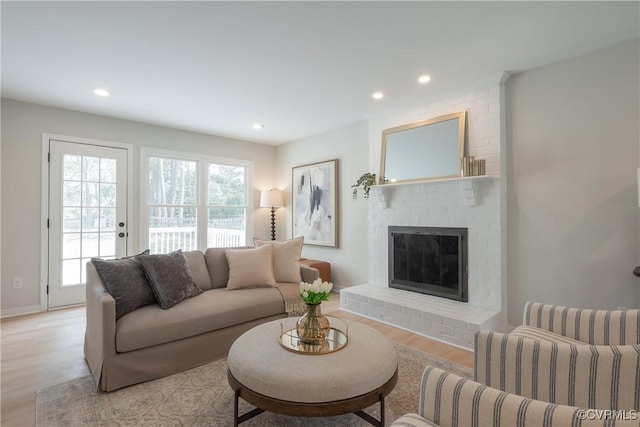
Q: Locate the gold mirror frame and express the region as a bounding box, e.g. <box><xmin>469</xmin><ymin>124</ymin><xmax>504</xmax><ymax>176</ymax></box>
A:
<box><xmin>380</xmin><ymin>111</ymin><xmax>466</xmax><ymax>184</ymax></box>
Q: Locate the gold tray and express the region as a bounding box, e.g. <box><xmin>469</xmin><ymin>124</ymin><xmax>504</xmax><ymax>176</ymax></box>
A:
<box><xmin>279</xmin><ymin>317</ymin><xmax>348</xmax><ymax>355</ymax></box>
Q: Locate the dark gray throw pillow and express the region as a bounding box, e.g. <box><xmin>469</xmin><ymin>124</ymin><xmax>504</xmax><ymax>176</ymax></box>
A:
<box><xmin>137</xmin><ymin>250</ymin><xmax>203</xmax><ymax>309</ymax></box>
<box><xmin>92</xmin><ymin>250</ymin><xmax>156</xmax><ymax>320</ymax></box>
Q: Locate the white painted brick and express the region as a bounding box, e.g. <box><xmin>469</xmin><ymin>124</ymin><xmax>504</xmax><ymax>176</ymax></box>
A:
<box><xmin>454</xmin><ymin>328</ymin><xmax>476</xmax><ymax>342</ymax></box>
<box><xmin>370</xmin><ymin>298</ymin><xmax>384</xmax><ymax>307</ymax></box>
<box><xmin>384</xmin><ymin>301</ymin><xmax>401</xmax><ymax>312</ymax></box>
<box><xmin>443</xmin><ymin>317</ymin><xmax>468</xmax><ymax>330</ymax></box>
<box><xmin>409</xmin><ymin>317</ymin><xmax>432</xmax><ymax>334</ymax></box>
<box><xmin>431</xmin><ymin>323</ymin><xmax>455</xmax><ymax>336</ymax></box>
<box><xmin>402</xmin><ymin>306</ymin><xmax>422</xmax><ymax>318</ymax></box>
<box><xmin>421</xmin><ymin>311</ymin><xmax>443</xmax><ymax>323</ymax></box>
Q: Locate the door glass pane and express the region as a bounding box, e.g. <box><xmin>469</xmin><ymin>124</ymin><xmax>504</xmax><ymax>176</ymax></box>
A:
<box><xmin>82</xmin><ymin>182</ymin><xmax>99</xmax><ymax>207</ymax></box>
<box><xmin>99</xmin><ymin>233</ymin><xmax>116</xmax><ymax>257</ymax></box>
<box><xmin>82</xmin><ymin>208</ymin><xmax>99</xmax><ymax>232</ymax></box>
<box><xmin>63</xmin><ymin>155</ymin><xmax>81</xmax><ymax>180</ymax></box>
<box><xmin>100</xmin><ymin>158</ymin><xmax>116</xmax><ymax>183</ymax></box>
<box><xmin>62</xmin><ymin>233</ymin><xmax>81</xmax><ymax>259</ymax></box>
<box><xmin>82</xmin><ymin>232</ymin><xmax>100</xmax><ymax>258</ymax></box>
<box><xmin>82</xmin><ymin>157</ymin><xmax>100</xmax><ymax>181</ymax></box>
<box><xmin>53</xmin><ymin>144</ymin><xmax>126</xmax><ymax>301</ymax></box>
<box><xmin>100</xmin><ymin>183</ymin><xmax>116</xmax><ymax>207</ymax></box>
<box><xmin>63</xmin><ymin>182</ymin><xmax>81</xmax><ymax>206</ymax></box>
<box><xmin>63</xmin><ymin>208</ymin><xmax>81</xmax><ymax>232</ymax></box>
<box><xmin>100</xmin><ymin>208</ymin><xmax>116</xmax><ymax>231</ymax></box>
<box><xmin>62</xmin><ymin>259</ymin><xmax>81</xmax><ymax>286</ymax></box>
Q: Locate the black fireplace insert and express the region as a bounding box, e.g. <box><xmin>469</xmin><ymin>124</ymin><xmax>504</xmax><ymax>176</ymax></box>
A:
<box><xmin>388</xmin><ymin>226</ymin><xmax>468</xmax><ymax>302</ymax></box>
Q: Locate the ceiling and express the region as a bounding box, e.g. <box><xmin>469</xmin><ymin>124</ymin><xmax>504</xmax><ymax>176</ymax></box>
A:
<box><xmin>2</xmin><ymin>1</ymin><xmax>639</xmax><ymax>145</ymax></box>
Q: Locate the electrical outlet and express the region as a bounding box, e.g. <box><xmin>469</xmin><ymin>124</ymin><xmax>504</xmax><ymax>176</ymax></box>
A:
<box><xmin>12</xmin><ymin>277</ymin><xmax>23</xmax><ymax>289</ymax></box>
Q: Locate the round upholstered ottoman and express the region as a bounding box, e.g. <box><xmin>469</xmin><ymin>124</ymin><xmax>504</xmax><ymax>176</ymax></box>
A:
<box><xmin>227</xmin><ymin>318</ymin><xmax>398</xmax><ymax>426</ymax></box>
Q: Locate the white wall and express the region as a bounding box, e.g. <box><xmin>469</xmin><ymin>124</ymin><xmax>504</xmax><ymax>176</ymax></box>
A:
<box><xmin>1</xmin><ymin>98</ymin><xmax>276</xmax><ymax>316</ymax></box>
<box><xmin>275</xmin><ymin>121</ymin><xmax>369</xmax><ymax>288</ymax></box>
<box><xmin>506</xmin><ymin>38</ymin><xmax>640</xmax><ymax>325</ymax></box>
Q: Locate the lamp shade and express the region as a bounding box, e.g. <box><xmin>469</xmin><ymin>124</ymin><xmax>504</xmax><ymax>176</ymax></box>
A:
<box><xmin>260</xmin><ymin>189</ymin><xmax>283</xmax><ymax>208</ymax></box>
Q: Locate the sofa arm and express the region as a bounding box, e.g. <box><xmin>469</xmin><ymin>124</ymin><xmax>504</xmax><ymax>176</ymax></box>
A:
<box><xmin>474</xmin><ymin>330</ymin><xmax>640</xmax><ymax>410</ymax></box>
<box><xmin>300</xmin><ymin>264</ymin><xmax>320</xmax><ymax>283</ymax></box>
<box><xmin>84</xmin><ymin>261</ymin><xmax>117</xmax><ymax>390</ymax></box>
<box><xmin>419</xmin><ymin>366</ymin><xmax>615</xmax><ymax>427</ymax></box>
<box><xmin>523</xmin><ymin>302</ymin><xmax>640</xmax><ymax>345</ymax></box>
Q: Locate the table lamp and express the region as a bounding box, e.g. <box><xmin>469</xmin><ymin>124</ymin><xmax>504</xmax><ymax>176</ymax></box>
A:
<box><xmin>260</xmin><ymin>189</ymin><xmax>284</xmax><ymax>240</ymax></box>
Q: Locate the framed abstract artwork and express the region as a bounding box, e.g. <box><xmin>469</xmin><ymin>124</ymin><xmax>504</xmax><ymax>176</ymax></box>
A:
<box><xmin>292</xmin><ymin>159</ymin><xmax>338</xmax><ymax>247</ymax></box>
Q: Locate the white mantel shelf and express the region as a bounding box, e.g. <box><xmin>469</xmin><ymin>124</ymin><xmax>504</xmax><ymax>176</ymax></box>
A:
<box><xmin>371</xmin><ymin>175</ymin><xmax>499</xmax><ymax>207</ymax></box>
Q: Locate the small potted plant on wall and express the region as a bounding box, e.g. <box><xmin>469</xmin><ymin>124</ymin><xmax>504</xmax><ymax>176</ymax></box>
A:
<box><xmin>351</xmin><ymin>173</ymin><xmax>377</xmax><ymax>199</ymax></box>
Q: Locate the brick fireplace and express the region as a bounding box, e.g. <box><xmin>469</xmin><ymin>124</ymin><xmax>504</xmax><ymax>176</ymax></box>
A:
<box><xmin>341</xmin><ymin>78</ymin><xmax>508</xmax><ymax>349</ymax></box>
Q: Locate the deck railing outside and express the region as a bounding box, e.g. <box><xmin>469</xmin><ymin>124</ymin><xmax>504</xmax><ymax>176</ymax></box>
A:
<box><xmin>148</xmin><ymin>227</ymin><xmax>244</xmax><ymax>253</ymax></box>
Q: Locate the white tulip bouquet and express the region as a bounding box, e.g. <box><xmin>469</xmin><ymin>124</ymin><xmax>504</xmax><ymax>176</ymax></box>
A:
<box><xmin>299</xmin><ymin>278</ymin><xmax>334</xmax><ymax>305</ymax></box>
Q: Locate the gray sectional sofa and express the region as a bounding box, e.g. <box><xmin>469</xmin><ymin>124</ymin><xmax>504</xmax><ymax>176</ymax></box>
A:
<box><xmin>84</xmin><ymin>246</ymin><xmax>318</xmax><ymax>391</ymax></box>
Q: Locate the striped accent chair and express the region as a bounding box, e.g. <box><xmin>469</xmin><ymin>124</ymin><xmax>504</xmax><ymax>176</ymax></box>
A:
<box><xmin>390</xmin><ymin>366</ymin><xmax>626</xmax><ymax>427</ymax></box>
<box><xmin>475</xmin><ymin>302</ymin><xmax>640</xmax><ymax>411</ymax></box>
<box><xmin>521</xmin><ymin>302</ymin><xmax>640</xmax><ymax>345</ymax></box>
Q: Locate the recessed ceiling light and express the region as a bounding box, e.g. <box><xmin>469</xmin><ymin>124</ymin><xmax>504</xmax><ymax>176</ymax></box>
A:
<box><xmin>418</xmin><ymin>75</ymin><xmax>431</xmax><ymax>84</ymax></box>
<box><xmin>372</xmin><ymin>92</ymin><xmax>384</xmax><ymax>100</ymax></box>
<box><xmin>252</xmin><ymin>123</ymin><xmax>264</xmax><ymax>130</ymax></box>
<box><xmin>93</xmin><ymin>88</ymin><xmax>111</xmax><ymax>97</ymax></box>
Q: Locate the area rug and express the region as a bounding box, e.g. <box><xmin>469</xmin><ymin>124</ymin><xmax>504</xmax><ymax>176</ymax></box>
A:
<box><xmin>36</xmin><ymin>343</ymin><xmax>471</xmax><ymax>426</ymax></box>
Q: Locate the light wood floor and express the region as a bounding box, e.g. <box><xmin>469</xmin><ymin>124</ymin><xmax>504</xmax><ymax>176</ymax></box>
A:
<box><xmin>1</xmin><ymin>296</ymin><xmax>473</xmax><ymax>427</ymax></box>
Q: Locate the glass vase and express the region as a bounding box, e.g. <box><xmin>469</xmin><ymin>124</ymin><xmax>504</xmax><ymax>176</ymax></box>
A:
<box><xmin>296</xmin><ymin>303</ymin><xmax>330</xmax><ymax>344</ymax></box>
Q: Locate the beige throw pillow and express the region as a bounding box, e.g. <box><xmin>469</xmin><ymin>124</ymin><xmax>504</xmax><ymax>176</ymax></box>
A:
<box><xmin>254</xmin><ymin>236</ymin><xmax>304</xmax><ymax>284</ymax></box>
<box><xmin>181</xmin><ymin>250</ymin><xmax>211</xmax><ymax>291</ymax></box>
<box><xmin>225</xmin><ymin>245</ymin><xmax>277</xmax><ymax>289</ymax></box>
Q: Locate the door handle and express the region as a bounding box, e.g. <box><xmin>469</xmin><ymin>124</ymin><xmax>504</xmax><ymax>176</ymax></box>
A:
<box><xmin>119</xmin><ymin>222</ymin><xmax>125</xmax><ymax>227</ymax></box>
<box><xmin>118</xmin><ymin>232</ymin><xmax>125</xmax><ymax>238</ymax></box>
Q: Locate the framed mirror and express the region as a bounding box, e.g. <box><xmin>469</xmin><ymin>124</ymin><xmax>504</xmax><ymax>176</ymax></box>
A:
<box><xmin>380</xmin><ymin>111</ymin><xmax>466</xmax><ymax>184</ymax></box>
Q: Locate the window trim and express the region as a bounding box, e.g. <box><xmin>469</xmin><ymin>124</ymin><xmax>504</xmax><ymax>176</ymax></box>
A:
<box><xmin>140</xmin><ymin>147</ymin><xmax>253</xmax><ymax>252</ymax></box>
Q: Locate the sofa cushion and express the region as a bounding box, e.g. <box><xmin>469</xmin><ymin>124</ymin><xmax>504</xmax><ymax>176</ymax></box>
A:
<box><xmin>182</xmin><ymin>250</ymin><xmax>211</xmax><ymax>291</ymax></box>
<box><xmin>204</xmin><ymin>246</ymin><xmax>251</xmax><ymax>289</ymax></box>
<box><xmin>226</xmin><ymin>245</ymin><xmax>277</xmax><ymax>289</ymax></box>
<box><xmin>115</xmin><ymin>285</ymin><xmax>292</xmax><ymax>352</ymax></box>
<box><xmin>254</xmin><ymin>236</ymin><xmax>304</xmax><ymax>283</ymax></box>
<box><xmin>91</xmin><ymin>250</ymin><xmax>156</xmax><ymax>320</ymax></box>
<box><xmin>138</xmin><ymin>250</ymin><xmax>203</xmax><ymax>309</ymax></box>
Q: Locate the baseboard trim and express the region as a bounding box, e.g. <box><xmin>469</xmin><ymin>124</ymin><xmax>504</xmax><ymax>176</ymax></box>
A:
<box><xmin>1</xmin><ymin>305</ymin><xmax>44</xmax><ymax>319</ymax></box>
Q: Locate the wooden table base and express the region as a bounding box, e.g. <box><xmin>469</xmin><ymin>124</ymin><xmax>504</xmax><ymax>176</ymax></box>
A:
<box><xmin>229</xmin><ymin>369</ymin><xmax>398</xmax><ymax>426</ymax></box>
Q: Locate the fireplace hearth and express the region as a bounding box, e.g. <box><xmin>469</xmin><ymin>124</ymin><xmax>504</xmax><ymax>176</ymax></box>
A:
<box><xmin>388</xmin><ymin>226</ymin><xmax>468</xmax><ymax>303</ymax></box>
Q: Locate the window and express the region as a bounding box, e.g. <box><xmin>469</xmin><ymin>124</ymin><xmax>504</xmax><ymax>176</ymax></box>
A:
<box><xmin>207</xmin><ymin>163</ymin><xmax>246</xmax><ymax>247</ymax></box>
<box><xmin>141</xmin><ymin>148</ymin><xmax>251</xmax><ymax>254</ymax></box>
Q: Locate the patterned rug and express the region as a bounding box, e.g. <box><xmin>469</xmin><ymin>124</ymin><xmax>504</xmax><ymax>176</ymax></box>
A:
<box><xmin>36</xmin><ymin>343</ymin><xmax>471</xmax><ymax>426</ymax></box>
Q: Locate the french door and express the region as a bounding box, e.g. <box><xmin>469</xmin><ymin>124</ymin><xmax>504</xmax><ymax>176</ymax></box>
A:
<box><xmin>47</xmin><ymin>139</ymin><xmax>128</xmax><ymax>308</ymax></box>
